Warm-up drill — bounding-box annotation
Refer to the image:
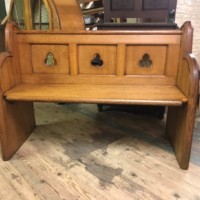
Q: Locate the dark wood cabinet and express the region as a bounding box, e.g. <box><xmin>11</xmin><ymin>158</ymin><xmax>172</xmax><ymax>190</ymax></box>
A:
<box><xmin>103</xmin><ymin>0</ymin><xmax>177</xmax><ymax>22</ymax></box>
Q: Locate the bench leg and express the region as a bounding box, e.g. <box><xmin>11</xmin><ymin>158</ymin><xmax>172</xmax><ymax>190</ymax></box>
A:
<box><xmin>166</xmin><ymin>103</ymin><xmax>196</xmax><ymax>169</ymax></box>
<box><xmin>0</xmin><ymin>100</ymin><xmax>35</xmax><ymax>160</ymax></box>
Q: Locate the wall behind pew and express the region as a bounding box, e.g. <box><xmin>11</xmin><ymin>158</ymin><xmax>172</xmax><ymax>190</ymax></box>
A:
<box><xmin>176</xmin><ymin>0</ymin><xmax>200</xmax><ymax>65</ymax></box>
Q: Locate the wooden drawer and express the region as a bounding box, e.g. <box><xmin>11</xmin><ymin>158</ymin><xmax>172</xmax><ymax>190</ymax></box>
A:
<box><xmin>31</xmin><ymin>45</ymin><xmax>70</xmax><ymax>74</ymax></box>
<box><xmin>78</xmin><ymin>45</ymin><xmax>117</xmax><ymax>75</ymax></box>
<box><xmin>126</xmin><ymin>45</ymin><xmax>167</xmax><ymax>75</ymax></box>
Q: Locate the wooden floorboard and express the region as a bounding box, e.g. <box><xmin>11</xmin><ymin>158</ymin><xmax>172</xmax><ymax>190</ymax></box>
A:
<box><xmin>0</xmin><ymin>103</ymin><xmax>200</xmax><ymax>200</ymax></box>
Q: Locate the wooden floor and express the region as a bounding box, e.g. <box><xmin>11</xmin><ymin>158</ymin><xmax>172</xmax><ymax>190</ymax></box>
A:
<box><xmin>0</xmin><ymin>103</ymin><xmax>200</xmax><ymax>200</ymax></box>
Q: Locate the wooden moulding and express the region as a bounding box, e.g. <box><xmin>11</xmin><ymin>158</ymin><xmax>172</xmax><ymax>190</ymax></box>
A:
<box><xmin>16</xmin><ymin>26</ymin><xmax>182</xmax><ymax>86</ymax></box>
<box><xmin>16</xmin><ymin>32</ymin><xmax>182</xmax><ymax>44</ymax></box>
<box><xmin>4</xmin><ymin>84</ymin><xmax>187</xmax><ymax>106</ymax></box>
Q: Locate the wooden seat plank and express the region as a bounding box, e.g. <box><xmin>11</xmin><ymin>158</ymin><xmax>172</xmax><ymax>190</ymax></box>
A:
<box><xmin>4</xmin><ymin>83</ymin><xmax>187</xmax><ymax>106</ymax></box>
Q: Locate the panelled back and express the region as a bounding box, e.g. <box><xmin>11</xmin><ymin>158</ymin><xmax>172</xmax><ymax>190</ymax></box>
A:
<box><xmin>16</xmin><ymin>30</ymin><xmax>181</xmax><ymax>86</ymax></box>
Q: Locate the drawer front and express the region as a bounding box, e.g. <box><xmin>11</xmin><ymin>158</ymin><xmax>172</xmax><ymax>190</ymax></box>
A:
<box><xmin>126</xmin><ymin>45</ymin><xmax>167</xmax><ymax>75</ymax></box>
<box><xmin>78</xmin><ymin>45</ymin><xmax>117</xmax><ymax>75</ymax></box>
<box><xmin>31</xmin><ymin>45</ymin><xmax>70</xmax><ymax>74</ymax></box>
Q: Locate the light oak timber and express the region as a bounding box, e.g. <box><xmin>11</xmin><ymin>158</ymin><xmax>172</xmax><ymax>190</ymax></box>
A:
<box><xmin>21</xmin><ymin>74</ymin><xmax>177</xmax><ymax>86</ymax></box>
<box><xmin>16</xmin><ymin>29</ymin><xmax>183</xmax><ymax>35</ymax></box>
<box><xmin>18</xmin><ymin>43</ymin><xmax>33</xmax><ymax>74</ymax></box>
<box><xmin>0</xmin><ymin>10</ymin><xmax>199</xmax><ymax>170</ymax></box>
<box><xmin>4</xmin><ymin>84</ymin><xmax>187</xmax><ymax>106</ymax></box>
<box><xmin>5</xmin><ymin>22</ymin><xmax>22</xmax><ymax>86</ymax></box>
<box><xmin>1</xmin><ymin>23</ymin><xmax>35</xmax><ymax>161</ymax></box>
<box><xmin>23</xmin><ymin>0</ymin><xmax>33</xmax><ymax>30</ymax></box>
<box><xmin>53</xmin><ymin>0</ymin><xmax>85</xmax><ymax>31</ymax></box>
<box><xmin>17</xmin><ymin>33</ymin><xmax>181</xmax><ymax>45</ymax></box>
<box><xmin>165</xmin><ymin>44</ymin><xmax>180</xmax><ymax>77</ymax></box>
<box><xmin>0</xmin><ymin>53</ymin><xmax>35</xmax><ymax>161</ymax></box>
<box><xmin>126</xmin><ymin>45</ymin><xmax>167</xmax><ymax>75</ymax></box>
<box><xmin>46</xmin><ymin>0</ymin><xmax>61</xmax><ymax>30</ymax></box>
<box><xmin>42</xmin><ymin>0</ymin><xmax>54</xmax><ymax>30</ymax></box>
<box><xmin>166</xmin><ymin>22</ymin><xmax>199</xmax><ymax>169</ymax></box>
<box><xmin>7</xmin><ymin>0</ymin><xmax>83</xmax><ymax>31</ymax></box>
<box><xmin>69</xmin><ymin>44</ymin><xmax>79</xmax><ymax>76</ymax></box>
<box><xmin>78</xmin><ymin>45</ymin><xmax>117</xmax><ymax>75</ymax></box>
<box><xmin>31</xmin><ymin>44</ymin><xmax>70</xmax><ymax>74</ymax></box>
<box><xmin>116</xmin><ymin>44</ymin><xmax>126</xmax><ymax>76</ymax></box>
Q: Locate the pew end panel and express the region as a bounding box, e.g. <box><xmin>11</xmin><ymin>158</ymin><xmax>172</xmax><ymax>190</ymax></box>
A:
<box><xmin>166</xmin><ymin>22</ymin><xmax>199</xmax><ymax>169</ymax></box>
<box><xmin>0</xmin><ymin>24</ymin><xmax>35</xmax><ymax>161</ymax></box>
<box><xmin>0</xmin><ymin>52</ymin><xmax>35</xmax><ymax>161</ymax></box>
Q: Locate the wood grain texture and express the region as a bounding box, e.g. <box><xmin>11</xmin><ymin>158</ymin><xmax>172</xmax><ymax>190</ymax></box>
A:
<box><xmin>1</xmin><ymin>17</ymin><xmax>198</xmax><ymax>171</ymax></box>
<box><xmin>166</xmin><ymin>22</ymin><xmax>199</xmax><ymax>169</ymax></box>
<box><xmin>31</xmin><ymin>44</ymin><xmax>70</xmax><ymax>74</ymax></box>
<box><xmin>53</xmin><ymin>0</ymin><xmax>85</xmax><ymax>31</ymax></box>
<box><xmin>4</xmin><ymin>83</ymin><xmax>187</xmax><ymax>106</ymax></box>
<box><xmin>7</xmin><ymin>0</ymin><xmax>60</xmax><ymax>30</ymax></box>
<box><xmin>17</xmin><ymin>33</ymin><xmax>181</xmax><ymax>45</ymax></box>
<box><xmin>16</xmin><ymin>30</ymin><xmax>181</xmax><ymax>86</ymax></box>
<box><xmin>125</xmin><ymin>45</ymin><xmax>167</xmax><ymax>75</ymax></box>
<box><xmin>0</xmin><ymin>53</ymin><xmax>35</xmax><ymax>161</ymax></box>
<box><xmin>21</xmin><ymin>74</ymin><xmax>177</xmax><ymax>86</ymax></box>
<box><xmin>47</xmin><ymin>0</ymin><xmax>61</xmax><ymax>30</ymax></box>
<box><xmin>69</xmin><ymin>43</ymin><xmax>78</xmax><ymax>76</ymax></box>
<box><xmin>23</xmin><ymin>0</ymin><xmax>33</xmax><ymax>30</ymax></box>
<box><xmin>165</xmin><ymin>44</ymin><xmax>180</xmax><ymax>77</ymax></box>
<box><xmin>78</xmin><ymin>45</ymin><xmax>117</xmax><ymax>75</ymax></box>
<box><xmin>1</xmin><ymin>102</ymin><xmax>200</xmax><ymax>199</ymax></box>
<box><xmin>116</xmin><ymin>44</ymin><xmax>126</xmax><ymax>76</ymax></box>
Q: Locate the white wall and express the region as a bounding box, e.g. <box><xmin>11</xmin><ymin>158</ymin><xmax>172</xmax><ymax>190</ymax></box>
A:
<box><xmin>176</xmin><ymin>0</ymin><xmax>200</xmax><ymax>65</ymax></box>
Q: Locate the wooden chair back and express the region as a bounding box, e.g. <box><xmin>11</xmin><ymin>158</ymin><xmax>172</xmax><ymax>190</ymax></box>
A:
<box><xmin>6</xmin><ymin>0</ymin><xmax>84</xmax><ymax>31</ymax></box>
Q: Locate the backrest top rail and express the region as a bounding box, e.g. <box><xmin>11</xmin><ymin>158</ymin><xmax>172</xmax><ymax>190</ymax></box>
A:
<box><xmin>15</xmin><ymin>30</ymin><xmax>182</xmax><ymax>36</ymax></box>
